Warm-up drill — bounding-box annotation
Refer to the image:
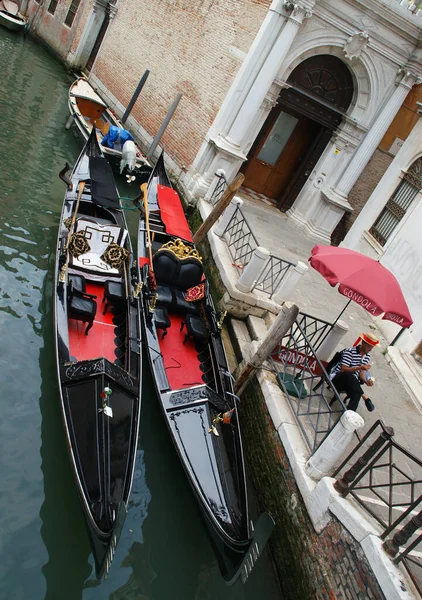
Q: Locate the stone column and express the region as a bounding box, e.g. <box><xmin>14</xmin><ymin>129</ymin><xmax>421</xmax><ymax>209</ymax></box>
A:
<box><xmin>236</xmin><ymin>247</ymin><xmax>270</xmax><ymax>293</ymax></box>
<box><xmin>185</xmin><ymin>1</ymin><xmax>313</xmax><ymax>200</ymax></box>
<box><xmin>331</xmin><ymin>70</ymin><xmax>420</xmax><ymax>201</ymax></box>
<box><xmin>225</xmin><ymin>2</ymin><xmax>313</xmax><ymax>149</ymax></box>
<box><xmin>213</xmin><ymin>196</ymin><xmax>244</xmax><ymax>237</ymax></box>
<box><xmin>68</xmin><ymin>0</ymin><xmax>117</xmax><ymax>69</ymax></box>
<box><xmin>316</xmin><ymin>320</ymin><xmax>349</xmax><ymax>362</ymax></box>
<box><xmin>305</xmin><ymin>411</ymin><xmax>365</xmax><ymax>481</ymax></box>
<box><xmin>273</xmin><ymin>261</ymin><xmax>308</xmax><ymax>304</ymax></box>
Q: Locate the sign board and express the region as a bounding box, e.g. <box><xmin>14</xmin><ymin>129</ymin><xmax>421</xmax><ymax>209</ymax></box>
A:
<box><xmin>272</xmin><ymin>346</ymin><xmax>326</xmax><ymax>376</ymax></box>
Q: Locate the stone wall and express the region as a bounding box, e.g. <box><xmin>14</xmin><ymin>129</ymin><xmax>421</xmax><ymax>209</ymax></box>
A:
<box><xmin>240</xmin><ymin>379</ymin><xmax>386</xmax><ymax>600</ymax></box>
<box><xmin>25</xmin><ymin>0</ymin><xmax>91</xmax><ymax>61</ymax></box>
<box><xmin>332</xmin><ymin>150</ymin><xmax>393</xmax><ymax>244</ymax></box>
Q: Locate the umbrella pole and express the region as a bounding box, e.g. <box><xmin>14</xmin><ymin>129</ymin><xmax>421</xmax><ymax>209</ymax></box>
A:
<box><xmin>333</xmin><ymin>298</ymin><xmax>352</xmax><ymax>326</ymax></box>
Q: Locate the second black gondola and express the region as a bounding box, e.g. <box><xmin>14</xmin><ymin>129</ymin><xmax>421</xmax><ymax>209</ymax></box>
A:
<box><xmin>136</xmin><ymin>152</ymin><xmax>274</xmax><ymax>584</ymax></box>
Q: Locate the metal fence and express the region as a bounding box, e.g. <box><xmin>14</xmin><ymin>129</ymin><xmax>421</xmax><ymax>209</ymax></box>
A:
<box><xmin>333</xmin><ymin>420</ymin><xmax>422</xmax><ymax>596</ymax></box>
<box><xmin>219</xmin><ymin>203</ymin><xmax>296</xmax><ymax>294</ymax></box>
<box><xmin>220</xmin><ymin>203</ymin><xmax>259</xmax><ymax>268</ymax></box>
<box><xmin>252</xmin><ymin>254</ymin><xmax>296</xmax><ymax>298</ymax></box>
<box><xmin>209</xmin><ymin>171</ymin><xmax>228</xmax><ymax>206</ymax></box>
<box><xmin>297</xmin><ymin>312</ymin><xmax>333</xmax><ymax>351</ymax></box>
<box><xmin>269</xmin><ymin>316</ymin><xmax>345</xmax><ymax>452</ymax></box>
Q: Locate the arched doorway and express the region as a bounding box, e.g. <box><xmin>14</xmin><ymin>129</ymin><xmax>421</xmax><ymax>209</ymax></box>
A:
<box><xmin>242</xmin><ymin>55</ymin><xmax>354</xmax><ymax>211</ymax></box>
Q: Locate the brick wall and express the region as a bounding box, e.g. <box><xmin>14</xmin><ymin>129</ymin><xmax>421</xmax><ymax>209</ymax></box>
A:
<box><xmin>240</xmin><ymin>379</ymin><xmax>386</xmax><ymax>600</ymax></box>
<box><xmin>91</xmin><ymin>0</ymin><xmax>270</xmax><ymax>169</ymax></box>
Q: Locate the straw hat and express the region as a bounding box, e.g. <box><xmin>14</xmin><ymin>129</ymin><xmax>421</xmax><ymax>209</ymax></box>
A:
<box><xmin>360</xmin><ymin>332</ymin><xmax>379</xmax><ymax>347</ymax></box>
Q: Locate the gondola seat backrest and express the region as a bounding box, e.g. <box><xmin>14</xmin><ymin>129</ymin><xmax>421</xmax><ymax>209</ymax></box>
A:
<box><xmin>152</xmin><ymin>249</ymin><xmax>180</xmax><ymax>287</ymax></box>
<box><xmin>68</xmin><ymin>218</ymin><xmax>128</xmax><ymax>281</ymax></box>
<box><xmin>152</xmin><ymin>240</ymin><xmax>204</xmax><ymax>315</ymax></box>
<box><xmin>152</xmin><ymin>249</ymin><xmax>203</xmax><ymax>291</ymax></box>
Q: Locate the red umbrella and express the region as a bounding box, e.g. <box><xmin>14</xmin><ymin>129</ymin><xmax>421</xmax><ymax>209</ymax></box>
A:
<box><xmin>309</xmin><ymin>245</ymin><xmax>413</xmax><ymax>328</ymax></box>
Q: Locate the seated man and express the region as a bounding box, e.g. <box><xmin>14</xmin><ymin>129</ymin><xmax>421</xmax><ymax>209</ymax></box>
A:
<box><xmin>330</xmin><ymin>332</ymin><xmax>379</xmax><ymax>412</ymax></box>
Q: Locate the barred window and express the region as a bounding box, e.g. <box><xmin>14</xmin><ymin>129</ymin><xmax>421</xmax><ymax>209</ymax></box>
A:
<box><xmin>369</xmin><ymin>156</ymin><xmax>422</xmax><ymax>246</ymax></box>
<box><xmin>64</xmin><ymin>0</ymin><xmax>81</xmax><ymax>27</ymax></box>
<box><xmin>48</xmin><ymin>0</ymin><xmax>58</xmax><ymax>14</ymax></box>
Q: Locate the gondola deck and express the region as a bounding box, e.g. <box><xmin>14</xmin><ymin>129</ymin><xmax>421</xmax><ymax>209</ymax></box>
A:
<box><xmin>68</xmin><ymin>282</ymin><xmax>117</xmax><ymax>363</ymax></box>
<box><xmin>158</xmin><ymin>312</ymin><xmax>205</xmax><ymax>389</ymax></box>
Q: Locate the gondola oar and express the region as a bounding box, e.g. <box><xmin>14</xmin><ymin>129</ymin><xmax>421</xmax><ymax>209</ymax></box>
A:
<box><xmin>140</xmin><ymin>182</ymin><xmax>157</xmax><ymax>295</ymax></box>
<box><xmin>59</xmin><ymin>180</ymin><xmax>85</xmax><ymax>282</ymax></box>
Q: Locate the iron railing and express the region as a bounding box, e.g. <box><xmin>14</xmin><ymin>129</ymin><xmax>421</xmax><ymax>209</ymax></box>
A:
<box><xmin>209</xmin><ymin>171</ymin><xmax>228</xmax><ymax>206</ymax></box>
<box><xmin>269</xmin><ymin>317</ymin><xmax>346</xmax><ymax>452</ymax></box>
<box><xmin>252</xmin><ymin>254</ymin><xmax>296</xmax><ymax>298</ymax></box>
<box><xmin>333</xmin><ymin>421</ymin><xmax>422</xmax><ymax>596</ymax></box>
<box><xmin>297</xmin><ymin>312</ymin><xmax>333</xmax><ymax>351</ymax></box>
<box><xmin>220</xmin><ymin>204</ymin><xmax>259</xmax><ymax>267</ymax></box>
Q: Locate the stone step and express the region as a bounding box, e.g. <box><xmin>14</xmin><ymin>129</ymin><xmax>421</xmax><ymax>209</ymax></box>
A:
<box><xmin>247</xmin><ymin>314</ymin><xmax>269</xmax><ymax>341</ymax></box>
<box><xmin>386</xmin><ymin>347</ymin><xmax>422</xmax><ymax>414</ymax></box>
<box><xmin>227</xmin><ymin>317</ymin><xmax>252</xmax><ymax>362</ymax></box>
<box><xmin>402</xmin><ymin>352</ymin><xmax>422</xmax><ymax>387</ymax></box>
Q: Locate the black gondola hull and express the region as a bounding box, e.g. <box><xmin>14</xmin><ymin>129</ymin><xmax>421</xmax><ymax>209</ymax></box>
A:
<box><xmin>54</xmin><ymin>129</ymin><xmax>142</xmax><ymax>578</ymax></box>
<box><xmin>137</xmin><ymin>152</ymin><xmax>274</xmax><ymax>584</ymax></box>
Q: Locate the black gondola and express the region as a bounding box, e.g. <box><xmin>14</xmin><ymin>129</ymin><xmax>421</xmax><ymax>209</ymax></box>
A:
<box><xmin>136</xmin><ymin>153</ymin><xmax>275</xmax><ymax>584</ymax></box>
<box><xmin>54</xmin><ymin>128</ymin><xmax>142</xmax><ymax>578</ymax></box>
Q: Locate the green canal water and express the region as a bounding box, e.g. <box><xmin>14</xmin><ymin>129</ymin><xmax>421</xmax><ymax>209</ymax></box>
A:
<box><xmin>0</xmin><ymin>31</ymin><xmax>281</xmax><ymax>600</ymax></box>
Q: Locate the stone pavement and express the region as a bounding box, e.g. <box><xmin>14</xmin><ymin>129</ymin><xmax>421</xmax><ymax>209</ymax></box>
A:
<box><xmin>236</xmin><ymin>188</ymin><xmax>422</xmax><ymax>458</ymax></box>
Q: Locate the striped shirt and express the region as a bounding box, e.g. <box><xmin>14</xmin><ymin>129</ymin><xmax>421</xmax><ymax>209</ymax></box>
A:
<box><xmin>332</xmin><ymin>346</ymin><xmax>371</xmax><ymax>380</ymax></box>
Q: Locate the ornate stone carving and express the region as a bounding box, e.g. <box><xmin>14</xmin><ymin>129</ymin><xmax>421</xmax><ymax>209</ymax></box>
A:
<box><xmin>397</xmin><ymin>68</ymin><xmax>422</xmax><ymax>88</ymax></box>
<box><xmin>284</xmin><ymin>1</ymin><xmax>313</xmax><ymax>21</ymax></box>
<box><xmin>343</xmin><ymin>31</ymin><xmax>370</xmax><ymax>61</ymax></box>
<box><xmin>262</xmin><ymin>96</ymin><xmax>278</xmax><ymax>111</ymax></box>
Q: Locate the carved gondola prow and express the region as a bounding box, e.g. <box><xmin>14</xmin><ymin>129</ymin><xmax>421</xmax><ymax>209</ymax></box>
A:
<box><xmin>59</xmin><ymin>162</ymin><xmax>72</xmax><ymax>190</ymax></box>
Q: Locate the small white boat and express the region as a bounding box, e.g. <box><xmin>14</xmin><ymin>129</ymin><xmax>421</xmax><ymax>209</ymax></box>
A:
<box><xmin>0</xmin><ymin>0</ymin><xmax>26</xmax><ymax>32</ymax></box>
<box><xmin>68</xmin><ymin>77</ymin><xmax>152</xmax><ymax>182</ymax></box>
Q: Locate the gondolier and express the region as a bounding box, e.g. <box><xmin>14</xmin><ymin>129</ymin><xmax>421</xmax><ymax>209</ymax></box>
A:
<box><xmin>331</xmin><ymin>332</ymin><xmax>379</xmax><ymax>412</ymax></box>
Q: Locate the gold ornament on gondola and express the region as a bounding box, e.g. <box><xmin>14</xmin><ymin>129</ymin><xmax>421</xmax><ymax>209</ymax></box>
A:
<box><xmin>149</xmin><ymin>292</ymin><xmax>157</xmax><ymax>312</ymax></box>
<box><xmin>208</xmin><ymin>413</ymin><xmax>223</xmax><ymax>436</ymax></box>
<box><xmin>157</xmin><ymin>238</ymin><xmax>202</xmax><ymax>262</ymax></box>
<box><xmin>133</xmin><ymin>281</ymin><xmax>143</xmax><ymax>298</ymax></box>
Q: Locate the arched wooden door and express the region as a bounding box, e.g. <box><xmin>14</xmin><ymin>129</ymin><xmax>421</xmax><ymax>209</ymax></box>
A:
<box><xmin>242</xmin><ymin>55</ymin><xmax>354</xmax><ymax>211</ymax></box>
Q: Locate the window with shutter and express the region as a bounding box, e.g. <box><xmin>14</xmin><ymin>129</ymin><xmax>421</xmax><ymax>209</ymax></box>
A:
<box><xmin>369</xmin><ymin>157</ymin><xmax>422</xmax><ymax>246</ymax></box>
<box><xmin>64</xmin><ymin>0</ymin><xmax>81</xmax><ymax>27</ymax></box>
<box><xmin>48</xmin><ymin>0</ymin><xmax>58</xmax><ymax>15</ymax></box>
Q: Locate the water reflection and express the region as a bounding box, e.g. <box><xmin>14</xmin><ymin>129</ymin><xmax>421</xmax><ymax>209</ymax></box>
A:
<box><xmin>38</xmin><ymin>259</ymin><xmax>92</xmax><ymax>600</ymax></box>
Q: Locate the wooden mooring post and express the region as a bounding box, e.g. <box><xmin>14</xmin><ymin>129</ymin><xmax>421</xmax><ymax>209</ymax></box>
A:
<box><xmin>234</xmin><ymin>303</ymin><xmax>299</xmax><ymax>396</ymax></box>
<box><xmin>192</xmin><ymin>173</ymin><xmax>245</xmax><ymax>246</ymax></box>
